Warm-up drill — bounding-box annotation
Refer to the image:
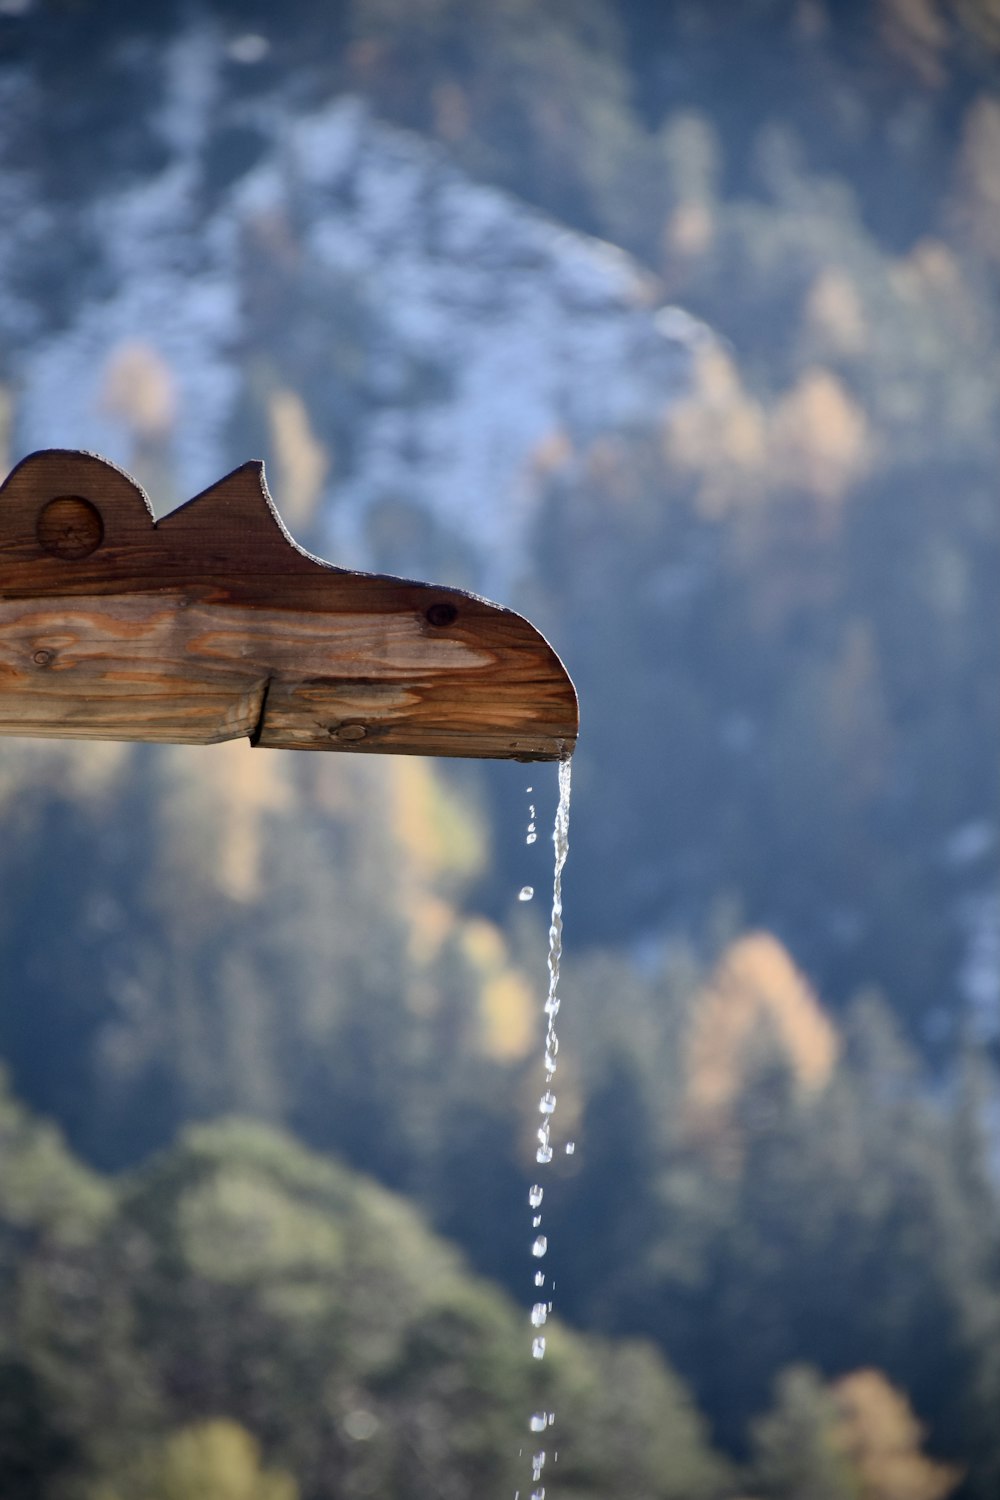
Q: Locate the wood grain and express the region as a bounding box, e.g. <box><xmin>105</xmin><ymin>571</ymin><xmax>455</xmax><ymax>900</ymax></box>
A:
<box><xmin>0</xmin><ymin>451</ymin><xmax>578</xmax><ymax>761</ymax></box>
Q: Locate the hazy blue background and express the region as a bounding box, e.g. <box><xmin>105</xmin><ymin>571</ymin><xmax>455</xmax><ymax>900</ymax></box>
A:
<box><xmin>0</xmin><ymin>3</ymin><xmax>997</xmax><ymax>1498</ymax></box>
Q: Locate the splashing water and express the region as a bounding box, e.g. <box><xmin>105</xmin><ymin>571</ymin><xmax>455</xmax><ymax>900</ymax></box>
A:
<box><xmin>518</xmin><ymin>760</ymin><xmax>572</xmax><ymax>1498</ymax></box>
<box><xmin>544</xmin><ymin>760</ymin><xmax>572</xmax><ymax>1090</ymax></box>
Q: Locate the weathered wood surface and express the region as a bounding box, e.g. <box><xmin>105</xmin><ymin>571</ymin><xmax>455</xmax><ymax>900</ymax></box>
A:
<box><xmin>0</xmin><ymin>451</ymin><xmax>578</xmax><ymax>760</ymax></box>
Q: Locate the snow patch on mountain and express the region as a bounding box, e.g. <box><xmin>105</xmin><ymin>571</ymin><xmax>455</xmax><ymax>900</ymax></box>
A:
<box><xmin>957</xmin><ymin>887</ymin><xmax>1000</xmax><ymax>1044</ymax></box>
<box><xmin>1</xmin><ymin>29</ymin><xmax>704</xmax><ymax>587</ymax></box>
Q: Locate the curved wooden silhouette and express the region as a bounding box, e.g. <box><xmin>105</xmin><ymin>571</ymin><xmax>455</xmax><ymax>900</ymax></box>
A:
<box><xmin>0</xmin><ymin>451</ymin><xmax>578</xmax><ymax>761</ymax></box>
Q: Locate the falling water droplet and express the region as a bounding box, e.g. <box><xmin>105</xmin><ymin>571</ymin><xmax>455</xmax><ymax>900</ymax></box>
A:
<box><xmin>532</xmin><ymin>1452</ymin><xmax>546</xmax><ymax>1479</ymax></box>
<box><xmin>520</xmin><ymin>762</ymin><xmax>571</xmax><ymax>1494</ymax></box>
<box><xmin>565</xmin><ymin>1141</ymin><xmax>575</xmax><ymax>1155</ymax></box>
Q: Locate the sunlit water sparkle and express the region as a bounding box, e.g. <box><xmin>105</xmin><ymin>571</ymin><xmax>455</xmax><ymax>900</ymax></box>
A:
<box><xmin>518</xmin><ymin>759</ymin><xmax>572</xmax><ymax>1497</ymax></box>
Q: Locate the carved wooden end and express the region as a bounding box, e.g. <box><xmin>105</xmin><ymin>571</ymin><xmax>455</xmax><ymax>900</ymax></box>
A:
<box><xmin>0</xmin><ymin>451</ymin><xmax>578</xmax><ymax>761</ymax></box>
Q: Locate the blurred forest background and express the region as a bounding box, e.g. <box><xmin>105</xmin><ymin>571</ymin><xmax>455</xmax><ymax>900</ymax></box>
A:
<box><xmin>0</xmin><ymin>1</ymin><xmax>998</xmax><ymax>1497</ymax></box>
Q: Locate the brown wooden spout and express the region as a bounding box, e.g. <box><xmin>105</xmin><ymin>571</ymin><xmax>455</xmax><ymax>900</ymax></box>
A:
<box><xmin>0</xmin><ymin>451</ymin><xmax>578</xmax><ymax>761</ymax></box>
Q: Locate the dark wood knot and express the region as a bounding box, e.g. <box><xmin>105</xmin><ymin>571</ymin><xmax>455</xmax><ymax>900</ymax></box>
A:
<box><xmin>36</xmin><ymin>497</ymin><xmax>104</xmax><ymax>560</ymax></box>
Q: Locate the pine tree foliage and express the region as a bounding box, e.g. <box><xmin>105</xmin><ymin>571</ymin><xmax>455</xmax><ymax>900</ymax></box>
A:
<box><xmin>0</xmin><ymin>2</ymin><xmax>998</xmax><ymax>1496</ymax></box>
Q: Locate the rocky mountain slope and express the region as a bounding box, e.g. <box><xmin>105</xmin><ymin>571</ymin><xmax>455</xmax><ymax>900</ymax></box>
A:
<box><xmin>1</xmin><ymin>24</ymin><xmax>703</xmax><ymax>593</ymax></box>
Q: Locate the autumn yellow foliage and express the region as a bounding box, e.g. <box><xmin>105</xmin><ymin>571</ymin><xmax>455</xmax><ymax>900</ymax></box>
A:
<box><xmin>267</xmin><ymin>387</ymin><xmax>329</xmax><ymax>529</ymax></box>
<box><xmin>92</xmin><ymin>1419</ymin><xmax>298</xmax><ymax>1500</ymax></box>
<box><xmin>768</xmin><ymin>368</ymin><xmax>870</xmax><ymax>504</ymax></box>
<box><xmin>684</xmin><ymin>931</ymin><xmax>838</xmax><ymax>1146</ymax></box>
<box><xmin>832</xmin><ymin>1369</ymin><xmax>962</xmax><ymax>1500</ymax></box>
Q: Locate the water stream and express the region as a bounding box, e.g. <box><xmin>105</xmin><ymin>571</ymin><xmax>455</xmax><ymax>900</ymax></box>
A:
<box><xmin>516</xmin><ymin>757</ymin><xmax>572</xmax><ymax>1500</ymax></box>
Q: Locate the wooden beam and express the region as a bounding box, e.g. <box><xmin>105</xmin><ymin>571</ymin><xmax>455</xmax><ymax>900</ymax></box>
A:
<box><xmin>0</xmin><ymin>451</ymin><xmax>578</xmax><ymax>761</ymax></box>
